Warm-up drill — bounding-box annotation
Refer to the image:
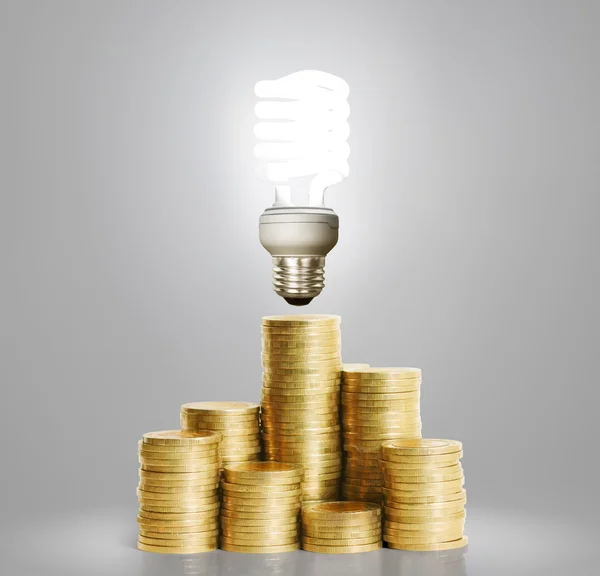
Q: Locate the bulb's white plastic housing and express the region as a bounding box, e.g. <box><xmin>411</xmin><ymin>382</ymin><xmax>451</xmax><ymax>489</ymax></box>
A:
<box><xmin>255</xmin><ymin>70</ymin><xmax>349</xmax><ymax>305</ymax></box>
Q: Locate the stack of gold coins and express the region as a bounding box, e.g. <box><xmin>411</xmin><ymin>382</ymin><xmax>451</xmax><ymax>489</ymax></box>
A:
<box><xmin>381</xmin><ymin>439</ymin><xmax>467</xmax><ymax>551</ymax></box>
<box><xmin>260</xmin><ymin>315</ymin><xmax>342</xmax><ymax>503</ymax></box>
<box><xmin>341</xmin><ymin>367</ymin><xmax>422</xmax><ymax>503</ymax></box>
<box><xmin>180</xmin><ymin>402</ymin><xmax>261</xmax><ymax>467</ymax></box>
<box><xmin>136</xmin><ymin>430</ymin><xmax>222</xmax><ymax>554</ymax></box>
<box><xmin>301</xmin><ymin>501</ymin><xmax>382</xmax><ymax>553</ymax></box>
<box><xmin>220</xmin><ymin>462</ymin><xmax>303</xmax><ymax>553</ymax></box>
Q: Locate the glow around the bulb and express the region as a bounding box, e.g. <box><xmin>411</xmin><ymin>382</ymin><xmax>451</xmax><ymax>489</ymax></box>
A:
<box><xmin>254</xmin><ymin>70</ymin><xmax>350</xmax><ymax>207</ymax></box>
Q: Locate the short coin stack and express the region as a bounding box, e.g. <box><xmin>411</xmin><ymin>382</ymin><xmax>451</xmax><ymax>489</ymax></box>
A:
<box><xmin>136</xmin><ymin>430</ymin><xmax>222</xmax><ymax>554</ymax></box>
<box><xmin>220</xmin><ymin>462</ymin><xmax>303</xmax><ymax>553</ymax></box>
<box><xmin>381</xmin><ymin>439</ymin><xmax>467</xmax><ymax>551</ymax></box>
<box><xmin>341</xmin><ymin>367</ymin><xmax>423</xmax><ymax>503</ymax></box>
<box><xmin>301</xmin><ymin>501</ymin><xmax>382</xmax><ymax>553</ymax></box>
<box><xmin>180</xmin><ymin>402</ymin><xmax>261</xmax><ymax>467</ymax></box>
<box><xmin>260</xmin><ymin>315</ymin><xmax>343</xmax><ymax>503</ymax></box>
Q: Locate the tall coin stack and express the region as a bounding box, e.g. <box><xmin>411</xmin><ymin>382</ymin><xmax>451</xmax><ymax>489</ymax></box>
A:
<box><xmin>220</xmin><ymin>462</ymin><xmax>304</xmax><ymax>553</ymax></box>
<box><xmin>301</xmin><ymin>501</ymin><xmax>382</xmax><ymax>554</ymax></box>
<box><xmin>136</xmin><ymin>430</ymin><xmax>222</xmax><ymax>554</ymax></box>
<box><xmin>180</xmin><ymin>402</ymin><xmax>261</xmax><ymax>467</ymax></box>
<box><xmin>260</xmin><ymin>315</ymin><xmax>343</xmax><ymax>503</ymax></box>
<box><xmin>341</xmin><ymin>367</ymin><xmax>423</xmax><ymax>503</ymax></box>
<box><xmin>381</xmin><ymin>439</ymin><xmax>467</xmax><ymax>551</ymax></box>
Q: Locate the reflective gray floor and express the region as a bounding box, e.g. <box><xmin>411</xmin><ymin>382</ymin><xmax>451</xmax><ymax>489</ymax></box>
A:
<box><xmin>1</xmin><ymin>507</ymin><xmax>597</xmax><ymax>576</ymax></box>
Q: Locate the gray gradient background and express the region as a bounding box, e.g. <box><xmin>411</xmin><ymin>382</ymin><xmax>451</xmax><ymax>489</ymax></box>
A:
<box><xmin>1</xmin><ymin>1</ymin><xmax>599</xmax><ymax>574</ymax></box>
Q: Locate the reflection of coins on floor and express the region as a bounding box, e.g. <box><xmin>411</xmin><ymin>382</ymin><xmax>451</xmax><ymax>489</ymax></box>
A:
<box><xmin>341</xmin><ymin>367</ymin><xmax>422</xmax><ymax>503</ymax></box>
<box><xmin>301</xmin><ymin>501</ymin><xmax>382</xmax><ymax>553</ymax></box>
<box><xmin>136</xmin><ymin>430</ymin><xmax>222</xmax><ymax>554</ymax></box>
<box><xmin>260</xmin><ymin>315</ymin><xmax>343</xmax><ymax>503</ymax></box>
<box><xmin>381</xmin><ymin>438</ymin><xmax>467</xmax><ymax>551</ymax></box>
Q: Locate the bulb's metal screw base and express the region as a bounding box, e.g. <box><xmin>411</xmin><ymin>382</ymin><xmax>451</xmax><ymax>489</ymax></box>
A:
<box><xmin>272</xmin><ymin>256</ymin><xmax>326</xmax><ymax>306</ymax></box>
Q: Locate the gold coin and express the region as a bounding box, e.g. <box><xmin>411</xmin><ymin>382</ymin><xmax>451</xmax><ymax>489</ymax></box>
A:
<box><xmin>342</xmin><ymin>363</ymin><xmax>370</xmax><ymax>371</ymax></box>
<box><xmin>381</xmin><ymin>439</ymin><xmax>462</xmax><ymax>456</ymax></box>
<box><xmin>341</xmin><ymin>399</ymin><xmax>420</xmax><ymax>409</ymax></box>
<box><xmin>261</xmin><ymin>323</ymin><xmax>340</xmax><ymax>333</ymax></box>
<box><xmin>139</xmin><ymin>454</ymin><xmax>221</xmax><ymax>465</ymax></box>
<box><xmin>263</xmin><ymin>352</ymin><xmax>341</xmax><ymax>363</ymax></box>
<box><xmin>385</xmin><ymin>505</ymin><xmax>465</xmax><ymax>520</ymax></box>
<box><xmin>384</xmin><ymin>530</ymin><xmax>464</xmax><ymax>544</ymax></box>
<box><xmin>220</xmin><ymin>535</ymin><xmax>299</xmax><ymax>546</ymax></box>
<box><xmin>221</xmin><ymin>528</ymin><xmax>300</xmax><ymax>546</ymax></box>
<box><xmin>261</xmin><ymin>333</ymin><xmax>340</xmax><ymax>343</ymax></box>
<box><xmin>344</xmin><ymin>431</ymin><xmax>421</xmax><ymax>442</ymax></box>
<box><xmin>261</xmin><ymin>314</ymin><xmax>341</xmax><ymax>326</ymax></box>
<box><xmin>222</xmin><ymin>493</ymin><xmax>301</xmax><ymax>506</ymax></box>
<box><xmin>142</xmin><ymin>430</ymin><xmax>222</xmax><ymax>446</ymax></box>
<box><xmin>382</xmin><ymin>452</ymin><xmax>463</xmax><ymax>465</ymax></box>
<box><xmin>140</xmin><ymin>463</ymin><xmax>222</xmax><ymax>474</ymax></box>
<box><xmin>302</xmin><ymin>501</ymin><xmax>380</xmax><ymax>520</ymax></box>
<box><xmin>342</xmin><ymin>478</ymin><xmax>382</xmax><ymax>489</ymax></box>
<box><xmin>220</xmin><ymin>518</ymin><xmax>299</xmax><ymax>530</ymax></box>
<box><xmin>341</xmin><ymin>367</ymin><xmax>421</xmax><ymax>379</ymax></box>
<box><xmin>386</xmin><ymin>536</ymin><xmax>468</xmax><ymax>551</ymax></box>
<box><xmin>262</xmin><ymin>336</ymin><xmax>341</xmax><ymax>348</ymax></box>
<box><xmin>221</xmin><ymin>502</ymin><xmax>300</xmax><ymax>514</ymax></box>
<box><xmin>220</xmin><ymin>508</ymin><xmax>299</xmax><ymax>520</ymax></box>
<box><xmin>266</xmin><ymin>454</ymin><xmax>341</xmax><ymax>465</ymax></box>
<box><xmin>384</xmin><ymin>519</ymin><xmax>465</xmax><ymax>532</ymax></box>
<box><xmin>263</xmin><ymin>368</ymin><xmax>342</xmax><ymax>379</ymax></box>
<box><xmin>262</xmin><ymin>375</ymin><xmax>342</xmax><ymax>385</ymax></box>
<box><xmin>383</xmin><ymin>488</ymin><xmax>466</xmax><ymax>504</ymax></box>
<box><xmin>384</xmin><ymin>496</ymin><xmax>466</xmax><ymax>511</ymax></box>
<box><xmin>384</xmin><ymin>478</ymin><xmax>464</xmax><ymax>493</ymax></box>
<box><xmin>301</xmin><ymin>541</ymin><xmax>382</xmax><ymax>554</ymax></box>
<box><xmin>138</xmin><ymin>442</ymin><xmax>220</xmax><ymax>454</ymax></box>
<box><xmin>138</xmin><ymin>533</ymin><xmax>218</xmax><ymax>546</ymax></box>
<box><xmin>264</xmin><ymin>348</ymin><xmax>341</xmax><ymax>359</ymax></box>
<box><xmin>137</xmin><ymin>440</ymin><xmax>220</xmax><ymax>454</ymax></box>
<box><xmin>139</xmin><ymin>527</ymin><xmax>219</xmax><ymax>538</ymax></box>
<box><xmin>138</xmin><ymin>483</ymin><xmax>218</xmax><ymax>494</ymax></box>
<box><xmin>137</xmin><ymin>489</ymin><xmax>218</xmax><ymax>502</ymax></box>
<box><xmin>220</xmin><ymin>542</ymin><xmax>299</xmax><ymax>553</ymax></box>
<box><xmin>342</xmin><ymin>381</ymin><xmax>421</xmax><ymax>392</ymax></box>
<box><xmin>383</xmin><ymin>467</ymin><xmax>464</xmax><ymax>483</ymax></box>
<box><xmin>180</xmin><ymin>410</ymin><xmax>258</xmax><ymax>421</ymax></box>
<box><xmin>139</xmin><ymin>503</ymin><xmax>221</xmax><ymax>514</ymax></box>
<box><xmin>224</xmin><ymin>461</ymin><xmax>303</xmax><ymax>481</ymax></box>
<box><xmin>263</xmin><ymin>357</ymin><xmax>342</xmax><ymax>368</ymax></box>
<box><xmin>137</xmin><ymin>541</ymin><xmax>217</xmax><ymax>554</ymax></box>
<box><xmin>382</xmin><ymin>460</ymin><xmax>462</xmax><ymax>471</ymax></box>
<box><xmin>302</xmin><ymin>535</ymin><xmax>382</xmax><ymax>546</ymax></box>
<box><xmin>180</xmin><ymin>421</ymin><xmax>259</xmax><ymax>433</ymax></box>
<box><xmin>221</xmin><ymin>454</ymin><xmax>261</xmax><ymax>463</ymax></box>
<box><xmin>180</xmin><ymin>401</ymin><xmax>259</xmax><ymax>415</ymax></box>
<box><xmin>138</xmin><ymin>526</ymin><xmax>215</xmax><ymax>534</ymax></box>
<box><xmin>137</xmin><ymin>514</ymin><xmax>219</xmax><ymax>526</ymax></box>
<box><xmin>220</xmin><ymin>481</ymin><xmax>301</xmax><ymax>494</ymax></box>
<box><xmin>385</xmin><ymin>511</ymin><xmax>466</xmax><ymax>525</ymax></box>
<box><xmin>302</xmin><ymin>528</ymin><xmax>381</xmax><ymax>540</ymax></box>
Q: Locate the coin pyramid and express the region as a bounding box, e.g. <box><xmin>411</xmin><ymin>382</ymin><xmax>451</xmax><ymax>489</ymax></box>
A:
<box><xmin>135</xmin><ymin>314</ymin><xmax>468</xmax><ymax>555</ymax></box>
<box><xmin>381</xmin><ymin>439</ymin><xmax>467</xmax><ymax>551</ymax></box>
<box><xmin>341</xmin><ymin>367</ymin><xmax>423</xmax><ymax>503</ymax></box>
<box><xmin>136</xmin><ymin>430</ymin><xmax>222</xmax><ymax>554</ymax></box>
<box><xmin>220</xmin><ymin>462</ymin><xmax>303</xmax><ymax>553</ymax></box>
<box><xmin>301</xmin><ymin>501</ymin><xmax>382</xmax><ymax>553</ymax></box>
<box><xmin>260</xmin><ymin>315</ymin><xmax>343</xmax><ymax>503</ymax></box>
<box><xmin>180</xmin><ymin>402</ymin><xmax>261</xmax><ymax>467</ymax></box>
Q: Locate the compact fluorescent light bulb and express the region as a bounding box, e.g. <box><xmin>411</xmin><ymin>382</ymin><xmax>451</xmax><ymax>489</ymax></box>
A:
<box><xmin>255</xmin><ymin>70</ymin><xmax>350</xmax><ymax>305</ymax></box>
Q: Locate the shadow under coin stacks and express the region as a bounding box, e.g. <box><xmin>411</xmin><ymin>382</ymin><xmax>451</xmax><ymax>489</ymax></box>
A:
<box><xmin>301</xmin><ymin>501</ymin><xmax>382</xmax><ymax>553</ymax></box>
<box><xmin>260</xmin><ymin>315</ymin><xmax>343</xmax><ymax>504</ymax></box>
<box><xmin>136</xmin><ymin>430</ymin><xmax>222</xmax><ymax>554</ymax></box>
<box><xmin>381</xmin><ymin>439</ymin><xmax>467</xmax><ymax>551</ymax></box>
<box><xmin>341</xmin><ymin>367</ymin><xmax>423</xmax><ymax>503</ymax></box>
<box><xmin>220</xmin><ymin>461</ymin><xmax>303</xmax><ymax>553</ymax></box>
<box><xmin>180</xmin><ymin>402</ymin><xmax>261</xmax><ymax>467</ymax></box>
